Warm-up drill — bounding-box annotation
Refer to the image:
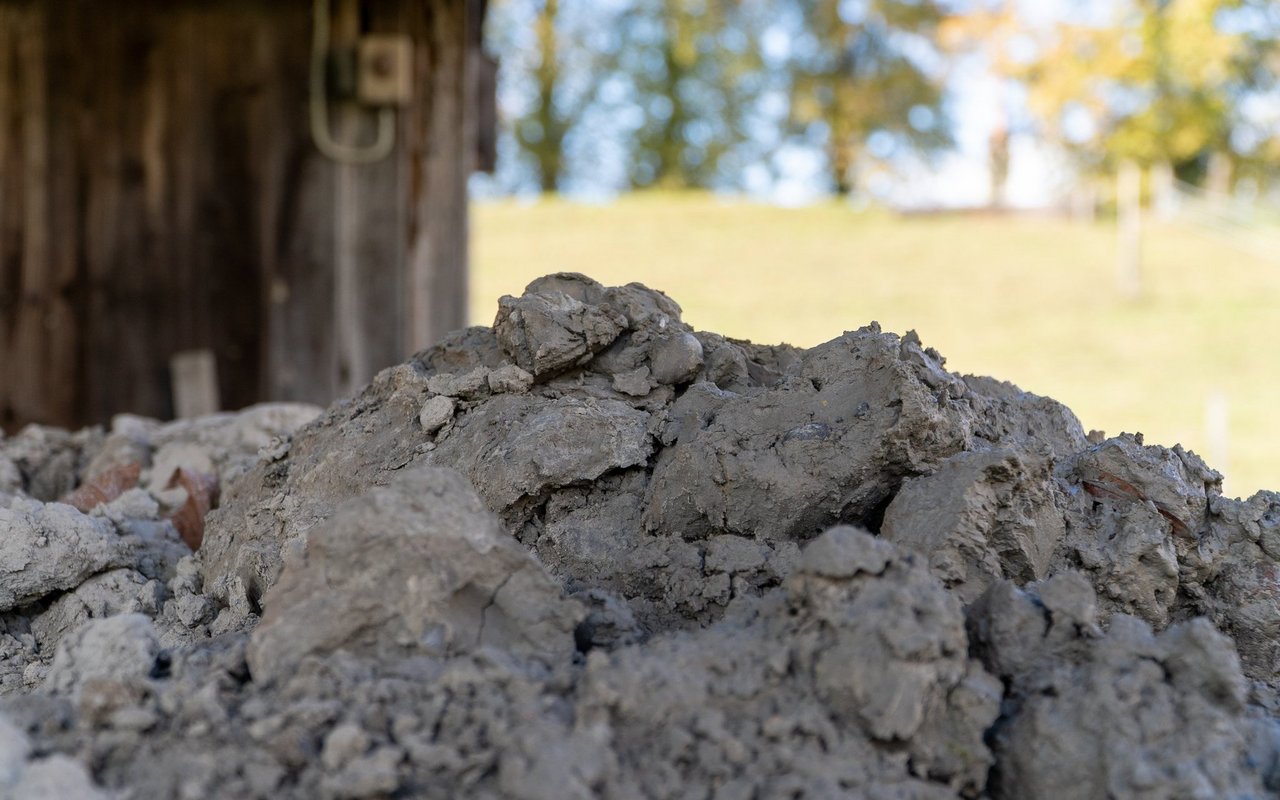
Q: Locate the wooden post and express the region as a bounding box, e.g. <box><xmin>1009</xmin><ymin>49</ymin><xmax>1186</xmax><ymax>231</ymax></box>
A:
<box><xmin>1207</xmin><ymin>151</ymin><xmax>1232</xmax><ymax>197</ymax></box>
<box><xmin>1151</xmin><ymin>161</ymin><xmax>1175</xmax><ymax>222</ymax></box>
<box><xmin>1117</xmin><ymin>160</ymin><xmax>1143</xmax><ymax>300</ymax></box>
<box><xmin>404</xmin><ymin>0</ymin><xmax>473</xmax><ymax>354</ymax></box>
<box><xmin>1205</xmin><ymin>390</ymin><xmax>1229</xmax><ymax>482</ymax></box>
<box><xmin>0</xmin><ymin>5</ymin><xmax>79</xmax><ymax>429</ymax></box>
<box><xmin>171</xmin><ymin>349</ymin><xmax>220</xmax><ymax>418</ymax></box>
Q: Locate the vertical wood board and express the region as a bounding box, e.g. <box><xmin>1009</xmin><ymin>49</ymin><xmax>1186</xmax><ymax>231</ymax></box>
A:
<box><xmin>0</xmin><ymin>0</ymin><xmax>482</xmax><ymax>430</ymax></box>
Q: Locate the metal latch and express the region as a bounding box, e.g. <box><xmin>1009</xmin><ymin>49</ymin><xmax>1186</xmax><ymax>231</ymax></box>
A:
<box><xmin>310</xmin><ymin>0</ymin><xmax>412</xmax><ymax>164</ymax></box>
<box><xmin>357</xmin><ymin>35</ymin><xmax>413</xmax><ymax>107</ymax></box>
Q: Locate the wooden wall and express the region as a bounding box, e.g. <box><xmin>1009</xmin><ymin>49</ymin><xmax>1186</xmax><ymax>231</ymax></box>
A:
<box><xmin>0</xmin><ymin>0</ymin><xmax>484</xmax><ymax>430</ymax></box>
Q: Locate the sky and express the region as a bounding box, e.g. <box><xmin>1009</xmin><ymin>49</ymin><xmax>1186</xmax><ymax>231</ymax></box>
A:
<box><xmin>755</xmin><ymin>52</ymin><xmax>1072</xmax><ymax>209</ymax></box>
<box><xmin>880</xmin><ymin>54</ymin><xmax>1068</xmax><ymax>209</ymax></box>
<box><xmin>817</xmin><ymin>0</ymin><xmax>1094</xmax><ymax>209</ymax></box>
<box><xmin>474</xmin><ymin>0</ymin><xmax>1078</xmax><ymax>208</ymax></box>
<box><xmin>474</xmin><ymin>0</ymin><xmax>1273</xmax><ymax>209</ymax></box>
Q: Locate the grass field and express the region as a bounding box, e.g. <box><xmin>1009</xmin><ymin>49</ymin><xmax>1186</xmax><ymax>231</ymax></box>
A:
<box><xmin>472</xmin><ymin>192</ymin><xmax>1280</xmax><ymax>498</ymax></box>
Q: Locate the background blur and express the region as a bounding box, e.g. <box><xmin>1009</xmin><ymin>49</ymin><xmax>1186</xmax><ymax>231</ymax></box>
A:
<box><xmin>468</xmin><ymin>0</ymin><xmax>1280</xmax><ymax>497</ymax></box>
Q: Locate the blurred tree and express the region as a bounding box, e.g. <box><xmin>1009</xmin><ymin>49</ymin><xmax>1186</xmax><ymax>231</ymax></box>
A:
<box><xmin>1223</xmin><ymin>0</ymin><xmax>1280</xmax><ymax>190</ymax></box>
<box><xmin>490</xmin><ymin>0</ymin><xmax>771</xmax><ymax>192</ymax></box>
<box><xmin>516</xmin><ymin>0</ymin><xmax>570</xmax><ymax>191</ymax></box>
<box><xmin>786</xmin><ymin>0</ymin><xmax>952</xmax><ymax>196</ymax></box>
<box><xmin>1018</xmin><ymin>0</ymin><xmax>1266</xmax><ymax>186</ymax></box>
<box><xmin>938</xmin><ymin>2</ymin><xmax>1025</xmax><ymax>206</ymax></box>
<box><xmin>620</xmin><ymin>0</ymin><xmax>769</xmax><ymax>189</ymax></box>
<box><xmin>491</xmin><ymin>0</ymin><xmax>619</xmax><ymax>192</ymax></box>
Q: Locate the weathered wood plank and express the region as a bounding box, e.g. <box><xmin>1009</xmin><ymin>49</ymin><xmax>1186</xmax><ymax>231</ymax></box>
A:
<box><xmin>347</xmin><ymin>1</ymin><xmax>409</xmax><ymax>394</ymax></box>
<box><xmin>333</xmin><ymin>0</ymin><xmax>375</xmax><ymax>397</ymax></box>
<box><xmin>0</xmin><ymin>7</ymin><xmax>22</xmax><ymax>429</ymax></box>
<box><xmin>0</xmin><ymin>0</ymin><xmax>479</xmax><ymax>430</ymax></box>
<box><xmin>262</xmin><ymin>1</ymin><xmax>339</xmax><ymax>405</ymax></box>
<box><xmin>1</xmin><ymin>4</ymin><xmax>79</xmax><ymax>429</ymax></box>
<box><xmin>405</xmin><ymin>0</ymin><xmax>472</xmax><ymax>353</ymax></box>
<box><xmin>41</xmin><ymin>2</ymin><xmax>86</xmax><ymax>427</ymax></box>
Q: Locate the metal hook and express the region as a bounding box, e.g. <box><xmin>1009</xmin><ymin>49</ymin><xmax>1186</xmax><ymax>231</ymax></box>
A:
<box><xmin>310</xmin><ymin>0</ymin><xmax>396</xmax><ymax>164</ymax></box>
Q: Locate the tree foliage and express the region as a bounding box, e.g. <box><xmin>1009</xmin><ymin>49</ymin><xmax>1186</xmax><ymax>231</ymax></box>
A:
<box><xmin>937</xmin><ymin>2</ymin><xmax>1027</xmax><ymax>204</ymax></box>
<box><xmin>492</xmin><ymin>0</ymin><xmax>622</xmax><ymax>192</ymax></box>
<box><xmin>516</xmin><ymin>0</ymin><xmax>568</xmax><ymax>191</ymax></box>
<box><xmin>1018</xmin><ymin>0</ymin><xmax>1271</xmax><ymax>181</ymax></box>
<box><xmin>491</xmin><ymin>0</ymin><xmax>1278</xmax><ymax>196</ymax></box>
<box><xmin>786</xmin><ymin>0</ymin><xmax>952</xmax><ymax>195</ymax></box>
<box><xmin>494</xmin><ymin>0</ymin><xmax>954</xmax><ymax>195</ymax></box>
<box><xmin>618</xmin><ymin>0</ymin><xmax>771</xmax><ymax>189</ymax></box>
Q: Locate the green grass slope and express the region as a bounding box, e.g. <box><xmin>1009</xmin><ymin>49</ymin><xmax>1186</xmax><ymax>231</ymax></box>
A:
<box><xmin>474</xmin><ymin>193</ymin><xmax>1280</xmax><ymax>498</ymax></box>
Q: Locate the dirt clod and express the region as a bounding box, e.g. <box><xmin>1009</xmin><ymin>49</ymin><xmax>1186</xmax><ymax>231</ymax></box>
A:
<box><xmin>2</xmin><ymin>274</ymin><xmax>1279</xmax><ymax>799</ymax></box>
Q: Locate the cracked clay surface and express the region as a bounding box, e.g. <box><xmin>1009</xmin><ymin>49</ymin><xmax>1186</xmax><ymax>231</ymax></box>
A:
<box><xmin>2</xmin><ymin>273</ymin><xmax>1280</xmax><ymax>799</ymax></box>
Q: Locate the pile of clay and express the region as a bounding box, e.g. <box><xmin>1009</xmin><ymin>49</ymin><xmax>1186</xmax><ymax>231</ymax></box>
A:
<box><xmin>4</xmin><ymin>273</ymin><xmax>1280</xmax><ymax>799</ymax></box>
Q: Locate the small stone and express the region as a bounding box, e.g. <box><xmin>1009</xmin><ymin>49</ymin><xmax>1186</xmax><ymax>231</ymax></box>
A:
<box><xmin>487</xmin><ymin>364</ymin><xmax>534</xmax><ymax>394</ymax></box>
<box><xmin>258</xmin><ymin>436</ymin><xmax>291</xmax><ymax>462</ymax></box>
<box><xmin>322</xmin><ymin>722</ymin><xmax>370</xmax><ymax>771</ymax></box>
<box><xmin>454</xmin><ymin>367</ymin><xmax>493</xmax><ymax>398</ymax></box>
<box><xmin>243</xmin><ymin>760</ymin><xmax>285</xmax><ymax>796</ymax></box>
<box><xmin>649</xmin><ymin>332</ymin><xmax>704</xmax><ymax>385</ymax></box>
<box><xmin>426</xmin><ymin>373</ymin><xmax>457</xmax><ymax>396</ymax></box>
<box><xmin>417</xmin><ymin>396</ymin><xmax>456</xmax><ymax>434</ymax></box>
<box><xmin>322</xmin><ymin>746</ymin><xmax>403</xmax><ymax>799</ymax></box>
<box><xmin>175</xmin><ymin>594</ymin><xmax>214</xmax><ymax>628</ymax></box>
<box><xmin>148</xmin><ymin>442</ymin><xmax>215</xmax><ymax>492</ymax></box>
<box><xmin>795</xmin><ymin>526</ymin><xmax>893</xmax><ymax>579</ymax></box>
<box><xmin>0</xmin><ymin>715</ymin><xmax>30</xmax><ymax>784</ymax></box>
<box><xmin>373</xmin><ymin>363</ymin><xmax>427</xmax><ymax>391</ymax></box>
<box><xmin>46</xmin><ymin>614</ymin><xmax>160</xmax><ymax>701</ymax></box>
<box><xmin>612</xmin><ymin>367</ymin><xmax>654</xmax><ymax>397</ymax></box>
<box><xmin>426</xmin><ymin>368</ymin><xmax>490</xmax><ymax>399</ymax></box>
<box><xmin>12</xmin><ymin>755</ymin><xmax>110</xmax><ymax>800</ymax></box>
<box><xmin>21</xmin><ymin>663</ymin><xmax>47</xmax><ymax>689</ymax></box>
<box><xmin>705</xmin><ymin>535</ymin><xmax>770</xmax><ymax>574</ymax></box>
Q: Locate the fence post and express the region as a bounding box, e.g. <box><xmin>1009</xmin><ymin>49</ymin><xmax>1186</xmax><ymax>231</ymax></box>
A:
<box><xmin>170</xmin><ymin>350</ymin><xmax>220</xmax><ymax>419</ymax></box>
<box><xmin>1205</xmin><ymin>390</ymin><xmax>1230</xmax><ymax>484</ymax></box>
<box><xmin>1117</xmin><ymin>160</ymin><xmax>1143</xmax><ymax>300</ymax></box>
<box><xmin>1151</xmin><ymin>161</ymin><xmax>1175</xmax><ymax>221</ymax></box>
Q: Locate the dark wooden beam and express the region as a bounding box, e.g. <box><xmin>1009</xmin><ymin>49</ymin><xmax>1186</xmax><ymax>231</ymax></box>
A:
<box><xmin>0</xmin><ymin>0</ymin><xmax>482</xmax><ymax>430</ymax></box>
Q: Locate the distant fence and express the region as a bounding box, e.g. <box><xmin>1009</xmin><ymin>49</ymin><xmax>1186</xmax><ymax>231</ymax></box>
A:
<box><xmin>1163</xmin><ymin>179</ymin><xmax>1280</xmax><ymax>262</ymax></box>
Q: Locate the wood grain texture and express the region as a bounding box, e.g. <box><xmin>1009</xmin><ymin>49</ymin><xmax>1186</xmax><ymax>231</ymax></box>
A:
<box><xmin>405</xmin><ymin>0</ymin><xmax>472</xmax><ymax>354</ymax></box>
<box><xmin>0</xmin><ymin>0</ymin><xmax>482</xmax><ymax>429</ymax></box>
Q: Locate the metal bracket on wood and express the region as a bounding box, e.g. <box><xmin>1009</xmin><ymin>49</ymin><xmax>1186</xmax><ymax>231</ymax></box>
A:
<box><xmin>309</xmin><ymin>0</ymin><xmax>397</xmax><ymax>164</ymax></box>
